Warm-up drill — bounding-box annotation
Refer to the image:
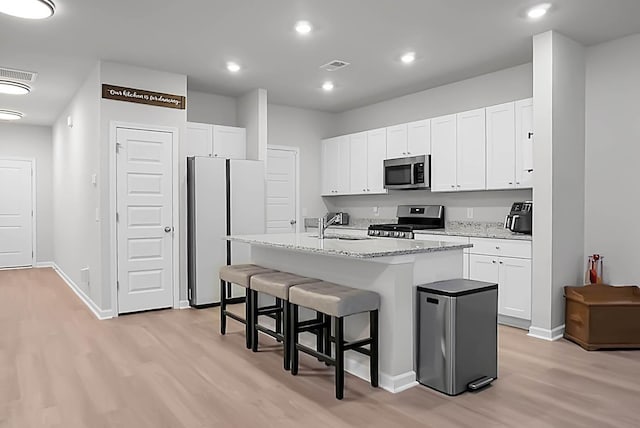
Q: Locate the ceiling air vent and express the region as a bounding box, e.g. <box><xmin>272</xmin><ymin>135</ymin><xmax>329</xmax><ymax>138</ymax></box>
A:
<box><xmin>320</xmin><ymin>60</ymin><xmax>350</xmax><ymax>72</ymax></box>
<box><xmin>0</xmin><ymin>67</ymin><xmax>38</xmax><ymax>83</ymax></box>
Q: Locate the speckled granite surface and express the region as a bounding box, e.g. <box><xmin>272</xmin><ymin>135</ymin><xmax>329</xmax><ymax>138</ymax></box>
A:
<box><xmin>225</xmin><ymin>233</ymin><xmax>471</xmax><ymax>259</ymax></box>
<box><xmin>414</xmin><ymin>221</ymin><xmax>532</xmax><ymax>241</ymax></box>
<box><xmin>304</xmin><ymin>217</ymin><xmax>393</xmax><ymax>231</ymax></box>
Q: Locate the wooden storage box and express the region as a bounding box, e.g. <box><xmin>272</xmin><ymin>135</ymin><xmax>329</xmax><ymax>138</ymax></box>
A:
<box><xmin>564</xmin><ymin>284</ymin><xmax>640</xmax><ymax>350</ymax></box>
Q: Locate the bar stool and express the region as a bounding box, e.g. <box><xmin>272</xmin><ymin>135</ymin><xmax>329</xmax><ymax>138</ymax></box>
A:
<box><xmin>219</xmin><ymin>264</ymin><xmax>276</xmax><ymax>349</ymax></box>
<box><xmin>289</xmin><ymin>281</ymin><xmax>380</xmax><ymax>400</ymax></box>
<box><xmin>249</xmin><ymin>272</ymin><xmax>317</xmax><ymax>370</ymax></box>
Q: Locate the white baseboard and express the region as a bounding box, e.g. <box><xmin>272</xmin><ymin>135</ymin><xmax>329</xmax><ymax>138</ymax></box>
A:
<box><xmin>179</xmin><ymin>300</ymin><xmax>191</xmax><ymax>309</ymax></box>
<box><xmin>528</xmin><ymin>324</ymin><xmax>565</xmax><ymax>341</ymax></box>
<box><xmin>52</xmin><ymin>263</ymin><xmax>114</xmax><ymax>320</ymax></box>
<box><xmin>35</xmin><ymin>261</ymin><xmax>55</xmax><ymax>268</ymax></box>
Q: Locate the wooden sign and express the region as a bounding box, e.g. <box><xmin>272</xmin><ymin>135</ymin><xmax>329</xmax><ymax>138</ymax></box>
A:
<box><xmin>101</xmin><ymin>84</ymin><xmax>186</xmax><ymax>110</ymax></box>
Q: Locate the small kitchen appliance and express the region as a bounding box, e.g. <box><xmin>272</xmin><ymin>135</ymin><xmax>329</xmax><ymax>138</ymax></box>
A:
<box><xmin>504</xmin><ymin>201</ymin><xmax>532</xmax><ymax>234</ymax></box>
<box><xmin>368</xmin><ymin>205</ymin><xmax>444</xmax><ymax>239</ymax></box>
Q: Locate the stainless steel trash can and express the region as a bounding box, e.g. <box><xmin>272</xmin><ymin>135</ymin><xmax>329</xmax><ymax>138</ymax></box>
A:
<box><xmin>417</xmin><ymin>279</ymin><xmax>498</xmax><ymax>395</ymax></box>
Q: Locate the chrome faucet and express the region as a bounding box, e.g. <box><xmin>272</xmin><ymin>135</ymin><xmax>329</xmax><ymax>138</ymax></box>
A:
<box><xmin>317</xmin><ymin>213</ymin><xmax>342</xmax><ymax>239</ymax></box>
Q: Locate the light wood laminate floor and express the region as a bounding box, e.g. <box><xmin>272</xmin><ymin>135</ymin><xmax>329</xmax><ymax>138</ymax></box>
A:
<box><xmin>1</xmin><ymin>268</ymin><xmax>639</xmax><ymax>428</ymax></box>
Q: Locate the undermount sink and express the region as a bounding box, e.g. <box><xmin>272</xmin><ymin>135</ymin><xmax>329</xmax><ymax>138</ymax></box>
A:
<box><xmin>309</xmin><ymin>234</ymin><xmax>372</xmax><ymax>241</ymax></box>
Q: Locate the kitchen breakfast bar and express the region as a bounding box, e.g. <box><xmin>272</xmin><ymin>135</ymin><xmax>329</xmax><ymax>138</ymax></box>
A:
<box><xmin>226</xmin><ymin>232</ymin><xmax>471</xmax><ymax>393</ymax></box>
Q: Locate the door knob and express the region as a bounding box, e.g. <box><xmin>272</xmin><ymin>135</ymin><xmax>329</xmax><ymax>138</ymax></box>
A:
<box><xmin>164</xmin><ymin>226</ymin><xmax>173</xmax><ymax>233</ymax></box>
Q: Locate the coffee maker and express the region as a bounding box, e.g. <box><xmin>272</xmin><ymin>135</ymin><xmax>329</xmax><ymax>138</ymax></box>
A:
<box><xmin>504</xmin><ymin>201</ymin><xmax>533</xmax><ymax>234</ymax></box>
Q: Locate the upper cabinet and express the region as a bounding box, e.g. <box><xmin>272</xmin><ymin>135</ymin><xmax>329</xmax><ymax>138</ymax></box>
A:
<box><xmin>456</xmin><ymin>108</ymin><xmax>486</xmax><ymax>191</ymax></box>
<box><xmin>185</xmin><ymin>122</ymin><xmax>246</xmax><ymax>160</ymax></box>
<box><xmin>486</xmin><ymin>100</ymin><xmax>533</xmax><ymax>190</ymax></box>
<box><xmin>322</xmin><ymin>136</ymin><xmax>350</xmax><ymax>196</ymax></box>
<box><xmin>431</xmin><ymin>114</ymin><xmax>457</xmax><ymax>192</ymax></box>
<box><xmin>348</xmin><ymin>129</ymin><xmax>387</xmax><ymax>195</ymax></box>
<box><xmin>386</xmin><ymin>120</ymin><xmax>430</xmax><ymax>159</ymax></box>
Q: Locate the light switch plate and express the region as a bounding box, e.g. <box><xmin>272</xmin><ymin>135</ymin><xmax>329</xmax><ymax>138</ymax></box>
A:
<box><xmin>467</xmin><ymin>208</ymin><xmax>474</xmax><ymax>219</ymax></box>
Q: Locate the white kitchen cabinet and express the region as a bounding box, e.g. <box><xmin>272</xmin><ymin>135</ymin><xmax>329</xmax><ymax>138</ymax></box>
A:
<box><xmin>468</xmin><ymin>254</ymin><xmax>499</xmax><ymax>284</ymax></box>
<box><xmin>366</xmin><ymin>128</ymin><xmax>387</xmax><ymax>194</ymax></box>
<box><xmin>486</xmin><ymin>102</ymin><xmax>516</xmax><ymax>189</ymax></box>
<box><xmin>185</xmin><ymin>122</ymin><xmax>246</xmax><ymax>160</ymax></box>
<box><xmin>515</xmin><ymin>98</ymin><xmax>534</xmax><ymax>188</ymax></box>
<box><xmin>407</xmin><ymin>119</ymin><xmax>431</xmax><ymax>156</ymax></box>
<box><xmin>414</xmin><ymin>233</ymin><xmax>469</xmax><ymax>278</ymax></box>
<box><xmin>385</xmin><ymin>124</ymin><xmax>408</xmax><ymax>159</ymax></box>
<box><xmin>349</xmin><ymin>132</ymin><xmax>368</xmax><ymax>194</ymax></box>
<box><xmin>321</xmin><ymin>136</ymin><xmax>350</xmax><ymax>196</ymax></box>
<box><xmin>213</xmin><ymin>125</ymin><xmax>246</xmax><ymax>159</ymax></box>
<box><xmin>430</xmin><ymin>114</ymin><xmax>457</xmax><ymax>192</ymax></box>
<box><xmin>456</xmin><ymin>108</ymin><xmax>486</xmax><ymax>191</ymax></box>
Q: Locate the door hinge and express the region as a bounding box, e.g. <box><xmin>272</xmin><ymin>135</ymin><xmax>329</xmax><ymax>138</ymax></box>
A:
<box><xmin>117</xmin><ymin>280</ymin><xmax>120</xmax><ymax>291</ymax></box>
<box><xmin>528</xmin><ymin>132</ymin><xmax>534</xmax><ymax>139</ymax></box>
<box><xmin>116</xmin><ymin>212</ymin><xmax>119</xmax><ymax>222</ymax></box>
<box><xmin>116</xmin><ymin>142</ymin><xmax>123</xmax><ymax>153</ymax></box>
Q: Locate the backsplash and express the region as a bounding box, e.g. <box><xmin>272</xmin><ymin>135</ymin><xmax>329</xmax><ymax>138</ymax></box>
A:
<box><xmin>323</xmin><ymin>189</ymin><xmax>532</xmax><ymax>223</ymax></box>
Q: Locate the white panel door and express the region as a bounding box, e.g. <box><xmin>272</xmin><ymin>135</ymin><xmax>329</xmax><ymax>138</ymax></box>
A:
<box><xmin>266</xmin><ymin>148</ymin><xmax>297</xmax><ymax>233</ymax></box>
<box><xmin>486</xmin><ymin>102</ymin><xmax>516</xmax><ymax>190</ymax></box>
<box><xmin>117</xmin><ymin>128</ymin><xmax>174</xmax><ymax>314</ymax></box>
<box><xmin>213</xmin><ymin>125</ymin><xmax>246</xmax><ymax>159</ymax></box>
<box><xmin>430</xmin><ymin>114</ymin><xmax>457</xmax><ymax>192</ymax></box>
<box><xmin>349</xmin><ymin>132</ymin><xmax>368</xmax><ymax>194</ymax></box>
<box><xmin>456</xmin><ymin>108</ymin><xmax>486</xmax><ymax>191</ymax></box>
<box><xmin>407</xmin><ymin>119</ymin><xmax>431</xmax><ymax>156</ymax></box>
<box><xmin>367</xmin><ymin>128</ymin><xmax>387</xmax><ymax>194</ymax></box>
<box><xmin>499</xmin><ymin>257</ymin><xmax>532</xmax><ymax>320</ymax></box>
<box><xmin>385</xmin><ymin>124</ymin><xmax>408</xmax><ymax>159</ymax></box>
<box><xmin>185</xmin><ymin>123</ymin><xmax>213</xmax><ymax>157</ymax></box>
<box><xmin>515</xmin><ymin>98</ymin><xmax>534</xmax><ymax>188</ymax></box>
<box><xmin>0</xmin><ymin>159</ymin><xmax>33</xmax><ymax>268</ymax></box>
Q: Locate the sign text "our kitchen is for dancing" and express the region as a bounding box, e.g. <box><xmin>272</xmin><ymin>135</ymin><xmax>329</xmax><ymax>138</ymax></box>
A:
<box><xmin>101</xmin><ymin>84</ymin><xmax>186</xmax><ymax>110</ymax></box>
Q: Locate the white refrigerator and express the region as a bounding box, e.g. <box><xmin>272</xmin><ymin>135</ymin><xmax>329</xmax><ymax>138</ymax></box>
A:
<box><xmin>187</xmin><ymin>156</ymin><xmax>265</xmax><ymax>307</ymax></box>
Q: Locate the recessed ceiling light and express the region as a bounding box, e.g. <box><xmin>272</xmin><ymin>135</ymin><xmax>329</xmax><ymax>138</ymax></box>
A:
<box><xmin>0</xmin><ymin>0</ymin><xmax>56</xmax><ymax>19</ymax></box>
<box><xmin>527</xmin><ymin>3</ymin><xmax>551</xmax><ymax>19</ymax></box>
<box><xmin>226</xmin><ymin>62</ymin><xmax>241</xmax><ymax>73</ymax></box>
<box><xmin>0</xmin><ymin>110</ymin><xmax>24</xmax><ymax>121</ymax></box>
<box><xmin>401</xmin><ymin>52</ymin><xmax>416</xmax><ymax>64</ymax></box>
<box><xmin>295</xmin><ymin>20</ymin><xmax>312</xmax><ymax>35</ymax></box>
<box><xmin>322</xmin><ymin>81</ymin><xmax>334</xmax><ymax>91</ymax></box>
<box><xmin>0</xmin><ymin>80</ymin><xmax>31</xmax><ymax>95</ymax></box>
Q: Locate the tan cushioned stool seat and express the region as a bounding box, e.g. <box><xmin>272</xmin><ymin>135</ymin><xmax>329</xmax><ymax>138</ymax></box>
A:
<box><xmin>219</xmin><ymin>264</ymin><xmax>276</xmax><ymax>288</ymax></box>
<box><xmin>289</xmin><ymin>281</ymin><xmax>380</xmax><ymax>318</ymax></box>
<box><xmin>251</xmin><ymin>272</ymin><xmax>318</xmax><ymax>300</ymax></box>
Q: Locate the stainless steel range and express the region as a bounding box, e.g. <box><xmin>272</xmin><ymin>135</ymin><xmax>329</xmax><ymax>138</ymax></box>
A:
<box><xmin>368</xmin><ymin>205</ymin><xmax>445</xmax><ymax>239</ymax></box>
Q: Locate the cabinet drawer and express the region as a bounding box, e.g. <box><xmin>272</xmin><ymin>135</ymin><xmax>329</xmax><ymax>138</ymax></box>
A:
<box><xmin>469</xmin><ymin>238</ymin><xmax>531</xmax><ymax>259</ymax></box>
<box><xmin>415</xmin><ymin>234</ymin><xmax>470</xmax><ymax>253</ymax></box>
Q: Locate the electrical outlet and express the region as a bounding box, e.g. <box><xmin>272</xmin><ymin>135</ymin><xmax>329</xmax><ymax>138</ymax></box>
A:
<box><xmin>467</xmin><ymin>208</ymin><xmax>474</xmax><ymax>219</ymax></box>
<box><xmin>373</xmin><ymin>206</ymin><xmax>379</xmax><ymax>217</ymax></box>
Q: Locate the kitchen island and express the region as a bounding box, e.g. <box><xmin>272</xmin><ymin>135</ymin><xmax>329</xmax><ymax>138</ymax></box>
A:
<box><xmin>226</xmin><ymin>232</ymin><xmax>471</xmax><ymax>393</ymax></box>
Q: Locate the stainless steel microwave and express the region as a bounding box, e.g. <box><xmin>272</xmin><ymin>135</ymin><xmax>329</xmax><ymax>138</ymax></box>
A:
<box><xmin>383</xmin><ymin>155</ymin><xmax>430</xmax><ymax>190</ymax></box>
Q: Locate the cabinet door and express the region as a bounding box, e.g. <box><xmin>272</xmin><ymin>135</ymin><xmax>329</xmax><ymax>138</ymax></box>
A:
<box><xmin>185</xmin><ymin>123</ymin><xmax>213</xmax><ymax>157</ymax></box>
<box><xmin>430</xmin><ymin>114</ymin><xmax>457</xmax><ymax>192</ymax></box>
<box><xmin>385</xmin><ymin>124</ymin><xmax>408</xmax><ymax>159</ymax></box>
<box><xmin>336</xmin><ymin>135</ymin><xmax>351</xmax><ymax>194</ymax></box>
<box><xmin>407</xmin><ymin>119</ymin><xmax>431</xmax><ymax>156</ymax></box>
<box><xmin>498</xmin><ymin>257</ymin><xmax>532</xmax><ymax>320</ymax></box>
<box><xmin>321</xmin><ymin>138</ymin><xmax>339</xmax><ymax>195</ymax></box>
<box><xmin>367</xmin><ymin>128</ymin><xmax>387</xmax><ymax>194</ymax></box>
<box><xmin>486</xmin><ymin>102</ymin><xmax>516</xmax><ymax>190</ymax></box>
<box><xmin>349</xmin><ymin>132</ymin><xmax>368</xmax><ymax>194</ymax></box>
<box><xmin>213</xmin><ymin>125</ymin><xmax>246</xmax><ymax>159</ymax></box>
<box><xmin>468</xmin><ymin>254</ymin><xmax>499</xmax><ymax>283</ymax></box>
<box><xmin>515</xmin><ymin>98</ymin><xmax>534</xmax><ymax>189</ymax></box>
<box><xmin>456</xmin><ymin>108</ymin><xmax>486</xmax><ymax>191</ymax></box>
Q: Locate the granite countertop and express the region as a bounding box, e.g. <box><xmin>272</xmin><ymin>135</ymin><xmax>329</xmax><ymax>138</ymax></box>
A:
<box><xmin>225</xmin><ymin>233</ymin><xmax>471</xmax><ymax>259</ymax></box>
<box><xmin>413</xmin><ymin>221</ymin><xmax>532</xmax><ymax>241</ymax></box>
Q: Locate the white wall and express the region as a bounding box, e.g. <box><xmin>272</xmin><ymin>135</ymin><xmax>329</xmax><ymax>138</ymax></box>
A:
<box><xmin>585</xmin><ymin>33</ymin><xmax>640</xmax><ymax>285</ymax></box>
<box><xmin>267</xmin><ymin>104</ymin><xmax>337</xmax><ymax>219</ymax></box>
<box><xmin>0</xmin><ymin>123</ymin><xmax>53</xmax><ymax>263</ymax></box>
<box><xmin>52</xmin><ymin>63</ymin><xmax>102</xmax><ymax>307</ymax></box>
<box><xmin>186</xmin><ymin>90</ymin><xmax>237</xmax><ymax>125</ymax></box>
<box><xmin>237</xmin><ymin>89</ymin><xmax>268</xmax><ymax>161</ymax></box>
<box><xmin>335</xmin><ymin>63</ymin><xmax>533</xmax><ymax>136</ymax></box>
<box><xmin>327</xmin><ymin>63</ymin><xmax>534</xmax><ymax>220</ymax></box>
<box><xmin>99</xmin><ymin>61</ymin><xmax>187</xmax><ymax>312</ymax></box>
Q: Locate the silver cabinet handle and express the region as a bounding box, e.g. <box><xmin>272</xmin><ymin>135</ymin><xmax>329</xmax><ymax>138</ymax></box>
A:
<box><xmin>499</xmin><ymin>261</ymin><xmax>504</xmax><ymax>264</ymax></box>
<box><xmin>164</xmin><ymin>226</ymin><xmax>173</xmax><ymax>233</ymax></box>
<box><xmin>508</xmin><ymin>182</ymin><xmax>513</xmax><ymax>185</ymax></box>
<box><xmin>495</xmin><ymin>246</ymin><xmax>500</xmax><ymax>250</ymax></box>
<box><xmin>290</xmin><ymin>219</ymin><xmax>297</xmax><ymax>225</ymax></box>
<box><xmin>492</xmin><ymin>260</ymin><xmax>496</xmax><ymax>264</ymax></box>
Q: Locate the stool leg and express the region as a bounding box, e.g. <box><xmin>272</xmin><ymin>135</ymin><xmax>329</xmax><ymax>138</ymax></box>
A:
<box><xmin>323</xmin><ymin>314</ymin><xmax>331</xmax><ymax>366</ymax></box>
<box><xmin>370</xmin><ymin>310</ymin><xmax>379</xmax><ymax>388</ymax></box>
<box><xmin>335</xmin><ymin>316</ymin><xmax>344</xmax><ymax>400</ymax></box>
<box><xmin>251</xmin><ymin>290</ymin><xmax>259</xmax><ymax>352</ymax></box>
<box><xmin>275</xmin><ymin>298</ymin><xmax>283</xmax><ymax>342</ymax></box>
<box><xmin>220</xmin><ymin>280</ymin><xmax>227</xmax><ymax>335</ymax></box>
<box><xmin>245</xmin><ymin>288</ymin><xmax>252</xmax><ymax>349</ymax></box>
<box><xmin>291</xmin><ymin>304</ymin><xmax>299</xmax><ymax>376</ymax></box>
<box><xmin>283</xmin><ymin>301</ymin><xmax>291</xmax><ymax>371</ymax></box>
<box><xmin>316</xmin><ymin>311</ymin><xmax>324</xmax><ymax>359</ymax></box>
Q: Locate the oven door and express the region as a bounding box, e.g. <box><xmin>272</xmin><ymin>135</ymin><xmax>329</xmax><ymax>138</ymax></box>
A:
<box><xmin>384</xmin><ymin>155</ymin><xmax>427</xmax><ymax>190</ymax></box>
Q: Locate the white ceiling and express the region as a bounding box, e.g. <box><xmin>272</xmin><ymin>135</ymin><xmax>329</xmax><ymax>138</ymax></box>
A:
<box><xmin>1</xmin><ymin>0</ymin><xmax>640</xmax><ymax>125</ymax></box>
